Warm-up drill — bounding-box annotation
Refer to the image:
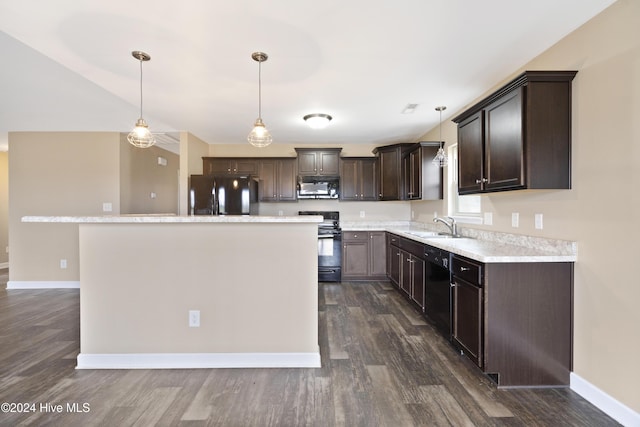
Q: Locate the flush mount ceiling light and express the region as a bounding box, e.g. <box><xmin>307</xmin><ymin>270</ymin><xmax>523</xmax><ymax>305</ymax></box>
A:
<box><xmin>127</xmin><ymin>51</ymin><xmax>156</xmax><ymax>148</ymax></box>
<box><xmin>303</xmin><ymin>113</ymin><xmax>333</xmax><ymax>129</ymax></box>
<box><xmin>247</xmin><ymin>52</ymin><xmax>272</xmax><ymax>148</ymax></box>
<box><xmin>432</xmin><ymin>106</ymin><xmax>448</xmax><ymax>167</ymax></box>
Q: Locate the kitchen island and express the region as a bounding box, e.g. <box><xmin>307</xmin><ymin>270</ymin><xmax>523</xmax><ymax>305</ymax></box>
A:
<box><xmin>22</xmin><ymin>215</ymin><xmax>322</xmax><ymax>369</ymax></box>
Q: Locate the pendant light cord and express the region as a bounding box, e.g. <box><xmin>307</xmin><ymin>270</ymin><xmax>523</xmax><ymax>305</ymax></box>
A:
<box><xmin>139</xmin><ymin>59</ymin><xmax>144</xmax><ymax>120</ymax></box>
<box><xmin>258</xmin><ymin>60</ymin><xmax>262</xmax><ymax>120</ymax></box>
<box><xmin>439</xmin><ymin>107</ymin><xmax>443</xmax><ymax>149</ymax></box>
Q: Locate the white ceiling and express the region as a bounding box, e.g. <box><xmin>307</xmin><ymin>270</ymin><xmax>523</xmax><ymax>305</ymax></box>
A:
<box><xmin>0</xmin><ymin>0</ymin><xmax>616</xmax><ymax>152</ymax></box>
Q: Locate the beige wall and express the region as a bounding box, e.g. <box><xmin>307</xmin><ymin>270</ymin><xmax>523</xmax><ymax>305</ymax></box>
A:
<box><xmin>413</xmin><ymin>0</ymin><xmax>639</xmax><ymax>412</ymax></box>
<box><xmin>179</xmin><ymin>132</ymin><xmax>209</xmax><ymax>215</ymax></box>
<box><xmin>0</xmin><ymin>151</ymin><xmax>8</xmax><ymax>266</ymax></box>
<box><xmin>119</xmin><ymin>136</ymin><xmax>179</xmax><ymax>215</ymax></box>
<box><xmin>209</xmin><ymin>142</ymin><xmax>380</xmax><ymax>158</ymax></box>
<box><xmin>8</xmin><ymin>132</ymin><xmax>121</xmax><ymax>281</ymax></box>
<box><xmin>79</xmin><ymin>222</ymin><xmax>318</xmax><ymax>356</ymax></box>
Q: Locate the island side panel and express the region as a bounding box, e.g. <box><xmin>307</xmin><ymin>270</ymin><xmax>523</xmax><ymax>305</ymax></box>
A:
<box><xmin>79</xmin><ymin>222</ymin><xmax>318</xmax><ymax>357</ymax></box>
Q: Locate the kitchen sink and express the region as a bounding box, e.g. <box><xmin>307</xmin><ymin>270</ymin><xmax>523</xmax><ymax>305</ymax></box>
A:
<box><xmin>404</xmin><ymin>230</ymin><xmax>459</xmax><ymax>239</ymax></box>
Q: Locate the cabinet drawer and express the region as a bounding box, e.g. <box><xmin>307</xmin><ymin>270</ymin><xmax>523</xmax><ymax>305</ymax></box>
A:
<box><xmin>451</xmin><ymin>256</ymin><xmax>483</xmax><ymax>286</ymax></box>
<box><xmin>343</xmin><ymin>231</ymin><xmax>368</xmax><ymax>242</ymax></box>
<box><xmin>400</xmin><ymin>238</ymin><xmax>424</xmax><ymax>258</ymax></box>
<box><xmin>388</xmin><ymin>233</ymin><xmax>401</xmax><ymax>247</ymax></box>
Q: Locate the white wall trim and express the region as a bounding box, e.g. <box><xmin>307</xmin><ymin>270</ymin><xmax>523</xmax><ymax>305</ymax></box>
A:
<box><xmin>76</xmin><ymin>350</ymin><xmax>322</xmax><ymax>370</ymax></box>
<box><xmin>571</xmin><ymin>372</ymin><xmax>640</xmax><ymax>427</ymax></box>
<box><xmin>6</xmin><ymin>281</ymin><xmax>80</xmax><ymax>289</ymax></box>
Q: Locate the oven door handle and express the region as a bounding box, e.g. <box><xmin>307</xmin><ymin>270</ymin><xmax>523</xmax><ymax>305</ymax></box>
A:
<box><xmin>318</xmin><ymin>235</ymin><xmax>336</xmax><ymax>239</ymax></box>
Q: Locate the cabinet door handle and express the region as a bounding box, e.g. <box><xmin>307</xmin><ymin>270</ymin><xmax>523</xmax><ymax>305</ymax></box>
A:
<box><xmin>460</xmin><ymin>266</ymin><xmax>470</xmax><ymax>272</ymax></box>
<box><xmin>475</xmin><ymin>179</ymin><xmax>482</xmax><ymax>184</ymax></box>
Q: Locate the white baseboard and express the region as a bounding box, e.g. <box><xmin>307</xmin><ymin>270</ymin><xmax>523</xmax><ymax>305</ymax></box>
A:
<box><xmin>571</xmin><ymin>372</ymin><xmax>640</xmax><ymax>427</ymax></box>
<box><xmin>6</xmin><ymin>281</ymin><xmax>80</xmax><ymax>289</ymax></box>
<box><xmin>76</xmin><ymin>350</ymin><xmax>322</xmax><ymax>369</ymax></box>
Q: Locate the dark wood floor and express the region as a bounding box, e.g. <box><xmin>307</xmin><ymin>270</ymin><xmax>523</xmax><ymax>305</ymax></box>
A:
<box><xmin>0</xmin><ymin>269</ymin><xmax>618</xmax><ymax>426</ymax></box>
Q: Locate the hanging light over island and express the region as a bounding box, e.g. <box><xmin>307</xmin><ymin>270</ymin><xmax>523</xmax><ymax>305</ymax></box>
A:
<box><xmin>247</xmin><ymin>52</ymin><xmax>272</xmax><ymax>148</ymax></box>
<box><xmin>127</xmin><ymin>51</ymin><xmax>156</xmax><ymax>148</ymax></box>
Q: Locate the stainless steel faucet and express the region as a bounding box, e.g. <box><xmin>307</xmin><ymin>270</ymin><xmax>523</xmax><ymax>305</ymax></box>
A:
<box><xmin>433</xmin><ymin>216</ymin><xmax>458</xmax><ymax>237</ymax></box>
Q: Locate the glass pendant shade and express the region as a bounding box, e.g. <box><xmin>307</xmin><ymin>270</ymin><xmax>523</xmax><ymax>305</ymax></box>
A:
<box><xmin>127</xmin><ymin>118</ymin><xmax>156</xmax><ymax>148</ymax></box>
<box><xmin>432</xmin><ymin>106</ymin><xmax>448</xmax><ymax>167</ymax></box>
<box><xmin>248</xmin><ymin>52</ymin><xmax>272</xmax><ymax>147</ymax></box>
<box><xmin>432</xmin><ymin>144</ymin><xmax>448</xmax><ymax>167</ymax></box>
<box><xmin>128</xmin><ymin>51</ymin><xmax>155</xmax><ymax>148</ymax></box>
<box><xmin>248</xmin><ymin>118</ymin><xmax>273</xmax><ymax>148</ymax></box>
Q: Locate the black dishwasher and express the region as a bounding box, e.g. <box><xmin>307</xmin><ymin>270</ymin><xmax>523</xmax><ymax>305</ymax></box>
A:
<box><xmin>424</xmin><ymin>245</ymin><xmax>452</xmax><ymax>339</ymax></box>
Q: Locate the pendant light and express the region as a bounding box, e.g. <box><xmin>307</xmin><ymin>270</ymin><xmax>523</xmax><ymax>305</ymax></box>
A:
<box><xmin>432</xmin><ymin>106</ymin><xmax>448</xmax><ymax>167</ymax></box>
<box><xmin>248</xmin><ymin>52</ymin><xmax>272</xmax><ymax>147</ymax></box>
<box><xmin>127</xmin><ymin>51</ymin><xmax>156</xmax><ymax>148</ymax></box>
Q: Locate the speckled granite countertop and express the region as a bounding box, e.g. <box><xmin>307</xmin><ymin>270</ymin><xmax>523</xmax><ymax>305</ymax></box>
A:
<box><xmin>342</xmin><ymin>221</ymin><xmax>576</xmax><ymax>263</ymax></box>
<box><xmin>22</xmin><ymin>215</ymin><xmax>323</xmax><ymax>224</ymax></box>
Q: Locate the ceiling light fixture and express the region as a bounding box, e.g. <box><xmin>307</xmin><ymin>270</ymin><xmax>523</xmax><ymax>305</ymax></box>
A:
<box><xmin>303</xmin><ymin>113</ymin><xmax>333</xmax><ymax>129</ymax></box>
<box><xmin>127</xmin><ymin>51</ymin><xmax>156</xmax><ymax>148</ymax></box>
<box><xmin>247</xmin><ymin>52</ymin><xmax>272</xmax><ymax>148</ymax></box>
<box><xmin>432</xmin><ymin>106</ymin><xmax>448</xmax><ymax>167</ymax></box>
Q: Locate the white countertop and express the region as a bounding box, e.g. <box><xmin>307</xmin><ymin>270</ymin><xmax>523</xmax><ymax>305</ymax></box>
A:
<box><xmin>343</xmin><ymin>223</ymin><xmax>576</xmax><ymax>263</ymax></box>
<box><xmin>21</xmin><ymin>215</ymin><xmax>323</xmax><ymax>224</ymax></box>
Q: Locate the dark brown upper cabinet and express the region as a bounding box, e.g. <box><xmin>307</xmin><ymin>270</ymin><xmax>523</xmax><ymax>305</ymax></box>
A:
<box><xmin>340</xmin><ymin>157</ymin><xmax>378</xmax><ymax>201</ymax></box>
<box><xmin>403</xmin><ymin>142</ymin><xmax>443</xmax><ymax>200</ymax></box>
<box><xmin>372</xmin><ymin>143</ymin><xmax>414</xmax><ymax>200</ymax></box>
<box><xmin>202</xmin><ymin>157</ymin><xmax>259</xmax><ymax>176</ymax></box>
<box><xmin>295</xmin><ymin>148</ymin><xmax>342</xmax><ymax>176</ymax></box>
<box><xmin>452</xmin><ymin>71</ymin><xmax>577</xmax><ymax>195</ymax></box>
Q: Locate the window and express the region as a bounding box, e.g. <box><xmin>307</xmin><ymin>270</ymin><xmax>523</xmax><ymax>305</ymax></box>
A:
<box><xmin>447</xmin><ymin>144</ymin><xmax>482</xmax><ymax>223</ymax></box>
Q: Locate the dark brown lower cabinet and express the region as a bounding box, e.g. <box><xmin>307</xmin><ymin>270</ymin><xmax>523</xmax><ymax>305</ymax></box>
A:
<box><xmin>387</xmin><ymin>235</ymin><xmax>401</xmax><ymax>285</ymax></box>
<box><xmin>342</xmin><ymin>231</ymin><xmax>387</xmax><ymax>280</ymax></box>
<box><xmin>451</xmin><ymin>254</ymin><xmax>573</xmax><ymax>387</ymax></box>
<box><xmin>387</xmin><ymin>233</ymin><xmax>425</xmax><ymax>311</ymax></box>
<box><xmin>452</xmin><ymin>276</ymin><xmax>483</xmax><ymax>367</ymax></box>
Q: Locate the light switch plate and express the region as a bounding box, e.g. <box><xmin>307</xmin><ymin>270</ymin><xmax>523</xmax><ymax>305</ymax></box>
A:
<box><xmin>512</xmin><ymin>212</ymin><xmax>519</xmax><ymax>228</ymax></box>
<box><xmin>535</xmin><ymin>213</ymin><xmax>544</xmax><ymax>229</ymax></box>
<box><xmin>189</xmin><ymin>310</ymin><xmax>200</xmax><ymax>327</ymax></box>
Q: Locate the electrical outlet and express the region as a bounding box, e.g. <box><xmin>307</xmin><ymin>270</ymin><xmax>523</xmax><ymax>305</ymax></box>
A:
<box><xmin>483</xmin><ymin>212</ymin><xmax>493</xmax><ymax>226</ymax></box>
<box><xmin>189</xmin><ymin>310</ymin><xmax>200</xmax><ymax>327</ymax></box>
<box><xmin>102</xmin><ymin>202</ymin><xmax>112</xmax><ymax>212</ymax></box>
<box><xmin>359</xmin><ymin>211</ymin><xmax>365</xmax><ymax>218</ymax></box>
<box><xmin>150</xmin><ymin>192</ymin><xmax>157</xmax><ymax>199</ymax></box>
<box><xmin>60</xmin><ymin>259</ymin><xmax>67</xmax><ymax>269</ymax></box>
<box><xmin>535</xmin><ymin>213</ymin><xmax>544</xmax><ymax>230</ymax></box>
<box><xmin>512</xmin><ymin>212</ymin><xmax>519</xmax><ymax>228</ymax></box>
<box><xmin>278</xmin><ymin>210</ymin><xmax>283</xmax><ymax>216</ymax></box>
<box><xmin>411</xmin><ymin>210</ymin><xmax>415</xmax><ymax>219</ymax></box>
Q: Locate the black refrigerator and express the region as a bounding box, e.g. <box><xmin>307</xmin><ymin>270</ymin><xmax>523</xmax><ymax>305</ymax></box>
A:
<box><xmin>189</xmin><ymin>175</ymin><xmax>259</xmax><ymax>215</ymax></box>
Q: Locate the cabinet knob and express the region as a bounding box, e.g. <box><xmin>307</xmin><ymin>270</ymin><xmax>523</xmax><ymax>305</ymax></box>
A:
<box><xmin>475</xmin><ymin>179</ymin><xmax>482</xmax><ymax>184</ymax></box>
<box><xmin>354</xmin><ymin>234</ymin><xmax>358</xmax><ymax>238</ymax></box>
